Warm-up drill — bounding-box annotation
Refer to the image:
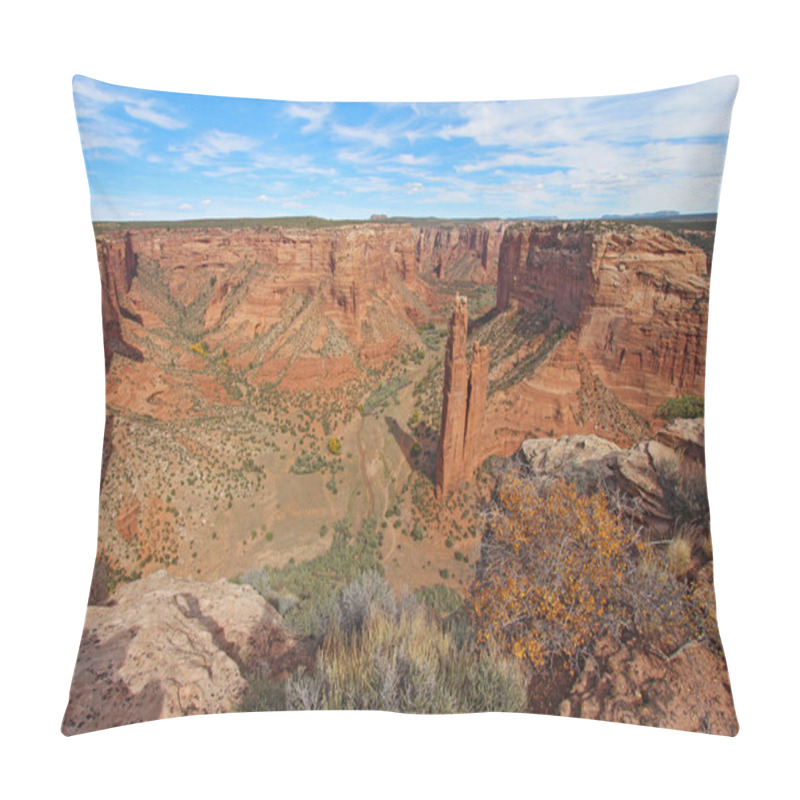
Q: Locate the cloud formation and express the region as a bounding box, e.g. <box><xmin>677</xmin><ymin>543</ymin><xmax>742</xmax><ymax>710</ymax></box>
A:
<box><xmin>74</xmin><ymin>75</ymin><xmax>737</xmax><ymax>221</ymax></box>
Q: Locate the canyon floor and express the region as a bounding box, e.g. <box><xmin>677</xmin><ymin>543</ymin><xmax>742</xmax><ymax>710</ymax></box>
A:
<box><xmin>99</xmin><ymin>272</ymin><xmax>498</xmax><ymax>596</ymax></box>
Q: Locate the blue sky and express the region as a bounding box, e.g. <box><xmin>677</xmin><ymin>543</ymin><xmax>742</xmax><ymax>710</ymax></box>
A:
<box><xmin>74</xmin><ymin>75</ymin><xmax>738</xmax><ymax>221</ymax></box>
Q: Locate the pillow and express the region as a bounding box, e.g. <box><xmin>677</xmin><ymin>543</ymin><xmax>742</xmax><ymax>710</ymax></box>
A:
<box><xmin>64</xmin><ymin>75</ymin><xmax>738</xmax><ymax>735</ymax></box>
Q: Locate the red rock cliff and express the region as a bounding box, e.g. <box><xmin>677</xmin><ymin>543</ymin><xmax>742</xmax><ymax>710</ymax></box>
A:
<box><xmin>494</xmin><ymin>223</ymin><xmax>709</xmax><ymax>416</ymax></box>
<box><xmin>435</xmin><ymin>297</ymin><xmax>490</xmax><ymax>498</ymax></box>
<box><xmin>415</xmin><ymin>222</ymin><xmax>507</xmax><ymax>283</ymax></box>
<box><xmin>97</xmin><ymin>232</ymin><xmax>143</xmax><ymax>371</ymax></box>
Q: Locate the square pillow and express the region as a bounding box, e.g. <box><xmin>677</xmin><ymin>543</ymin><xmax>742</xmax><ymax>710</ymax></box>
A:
<box><xmin>64</xmin><ymin>75</ymin><xmax>738</xmax><ymax>735</ymax></box>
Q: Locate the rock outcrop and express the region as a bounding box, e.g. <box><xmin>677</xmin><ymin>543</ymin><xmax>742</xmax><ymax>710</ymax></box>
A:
<box><xmin>62</xmin><ymin>571</ymin><xmax>306</xmax><ymax>735</ymax></box>
<box><xmin>559</xmin><ymin>633</ymin><xmax>738</xmax><ymax>735</ymax></box>
<box><xmin>518</xmin><ymin>417</ymin><xmax>706</xmax><ymax>533</ymax></box>
<box><xmin>435</xmin><ymin>296</ymin><xmax>490</xmax><ymax>497</ymax></box>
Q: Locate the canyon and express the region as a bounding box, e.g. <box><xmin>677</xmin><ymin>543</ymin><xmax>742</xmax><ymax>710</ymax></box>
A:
<box><xmin>92</xmin><ymin>216</ymin><xmax>711</xmax><ymax>588</ymax></box>
<box><xmin>67</xmin><ymin>214</ymin><xmax>730</xmax><ymax>734</ymax></box>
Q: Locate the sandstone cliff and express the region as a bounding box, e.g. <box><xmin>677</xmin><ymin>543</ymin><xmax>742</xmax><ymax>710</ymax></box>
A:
<box><xmin>97</xmin><ymin>232</ymin><xmax>143</xmax><ymax>371</ymax></box>
<box><xmin>415</xmin><ymin>221</ymin><xmax>507</xmax><ymax>283</ymax></box>
<box><xmin>476</xmin><ymin>223</ymin><xmax>710</xmax><ymax>460</ymax></box>
<box><xmin>496</xmin><ymin>223</ymin><xmax>708</xmax><ymax>413</ymax></box>
<box><xmin>435</xmin><ymin>297</ymin><xmax>489</xmax><ymax>497</ymax></box>
<box><xmin>95</xmin><ymin>221</ymin><xmax>505</xmax><ymax>413</ymax></box>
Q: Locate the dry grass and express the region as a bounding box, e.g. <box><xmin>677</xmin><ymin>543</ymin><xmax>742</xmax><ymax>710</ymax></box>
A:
<box><xmin>281</xmin><ymin>572</ymin><xmax>527</xmax><ymax>713</ymax></box>
<box><xmin>667</xmin><ymin>530</ymin><xmax>694</xmax><ymax>578</ymax></box>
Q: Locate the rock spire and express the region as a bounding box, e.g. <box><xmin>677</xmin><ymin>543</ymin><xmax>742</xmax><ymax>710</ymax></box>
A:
<box><xmin>435</xmin><ymin>296</ymin><xmax>490</xmax><ymax>498</ymax></box>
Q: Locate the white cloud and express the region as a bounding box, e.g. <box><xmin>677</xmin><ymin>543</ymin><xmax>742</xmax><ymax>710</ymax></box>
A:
<box><xmin>176</xmin><ymin>130</ymin><xmax>260</xmax><ymax>167</ymax></box>
<box><xmin>333</xmin><ymin>124</ymin><xmax>393</xmax><ymax>149</ymax></box>
<box><xmin>178</xmin><ymin>203</ymin><xmax>192</xmax><ymax>210</ymax></box>
<box><xmin>78</xmin><ymin>118</ymin><xmax>142</xmax><ymax>156</ymax></box>
<box><xmin>286</xmin><ymin>103</ymin><xmax>333</xmax><ymax>134</ymax></box>
<box><xmin>456</xmin><ymin>153</ymin><xmax>545</xmax><ymax>173</ymax></box>
<box><xmin>395</xmin><ymin>153</ymin><xmax>434</xmax><ymax>166</ymax></box>
<box><xmin>74</xmin><ymin>76</ymin><xmax>186</xmax><ymax>132</ymax></box>
<box><xmin>124</xmin><ymin>101</ymin><xmax>185</xmax><ymax>130</ymax></box>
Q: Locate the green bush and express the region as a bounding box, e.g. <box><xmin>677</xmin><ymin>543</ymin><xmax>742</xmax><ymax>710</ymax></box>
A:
<box><xmin>654</xmin><ymin>394</ymin><xmax>704</xmax><ymax>420</ymax></box>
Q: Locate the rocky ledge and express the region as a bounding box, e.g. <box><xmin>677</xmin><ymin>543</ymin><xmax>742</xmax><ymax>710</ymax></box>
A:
<box><xmin>62</xmin><ymin>570</ymin><xmax>304</xmax><ymax>735</ymax></box>
<box><xmin>520</xmin><ymin>417</ymin><xmax>705</xmax><ymax>532</ymax></box>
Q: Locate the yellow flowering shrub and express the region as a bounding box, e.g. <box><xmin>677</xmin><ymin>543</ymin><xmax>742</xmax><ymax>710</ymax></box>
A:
<box><xmin>467</xmin><ymin>476</ymin><xmax>640</xmax><ymax>669</ymax></box>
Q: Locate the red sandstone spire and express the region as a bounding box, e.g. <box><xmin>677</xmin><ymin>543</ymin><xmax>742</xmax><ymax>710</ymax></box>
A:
<box><xmin>435</xmin><ymin>296</ymin><xmax>489</xmax><ymax>498</ymax></box>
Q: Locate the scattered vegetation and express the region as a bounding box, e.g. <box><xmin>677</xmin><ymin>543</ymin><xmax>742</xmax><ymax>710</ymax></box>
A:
<box><xmin>241</xmin><ymin>572</ymin><xmax>526</xmax><ymax>713</ymax></box>
<box><xmin>655</xmin><ymin>394</ymin><xmax>704</xmax><ymax>420</ymax></box>
<box><xmin>236</xmin><ymin>516</ymin><xmax>383</xmax><ymax>636</ymax></box>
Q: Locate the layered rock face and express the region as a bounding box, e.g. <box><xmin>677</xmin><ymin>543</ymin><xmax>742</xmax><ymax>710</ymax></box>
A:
<box><xmin>415</xmin><ymin>221</ymin><xmax>507</xmax><ymax>283</ymax></box>
<box><xmin>478</xmin><ymin>223</ymin><xmax>710</xmax><ymax>459</ymax></box>
<box><xmin>435</xmin><ymin>297</ymin><xmax>490</xmax><ymax>497</ymax></box>
<box><xmin>96</xmin><ymin>221</ymin><xmax>504</xmax><ymax>409</ymax></box>
<box><xmin>62</xmin><ymin>571</ymin><xmax>307</xmax><ymax>735</ymax></box>
<box><xmin>495</xmin><ymin>223</ymin><xmax>709</xmax><ymax>415</ymax></box>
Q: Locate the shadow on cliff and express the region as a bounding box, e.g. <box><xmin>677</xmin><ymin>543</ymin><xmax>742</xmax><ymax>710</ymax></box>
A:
<box><xmin>61</xmin><ymin>625</ymin><xmax>164</xmax><ymax>736</ymax></box>
<box><xmin>176</xmin><ymin>592</ymin><xmax>314</xmax><ymax>682</ymax></box>
<box><xmin>468</xmin><ymin>306</ymin><xmax>499</xmax><ymax>335</ymax></box>
<box><xmin>175</xmin><ymin>593</ymin><xmax>245</xmax><ymax>671</ymax></box>
<box><xmin>385</xmin><ymin>415</ymin><xmax>435</xmax><ymax>482</ymax></box>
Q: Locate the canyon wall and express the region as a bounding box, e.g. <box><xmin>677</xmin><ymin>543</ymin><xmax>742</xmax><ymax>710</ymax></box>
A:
<box><xmin>415</xmin><ymin>221</ymin><xmax>507</xmax><ymax>283</ymax></box>
<box><xmin>494</xmin><ymin>223</ymin><xmax>709</xmax><ymax>416</ymax></box>
<box><xmin>435</xmin><ymin>297</ymin><xmax>490</xmax><ymax>497</ymax></box>
<box><xmin>96</xmin><ymin>220</ymin><xmax>503</xmax><ymax>374</ymax></box>
<box><xmin>97</xmin><ymin>232</ymin><xmax>143</xmax><ymax>371</ymax></box>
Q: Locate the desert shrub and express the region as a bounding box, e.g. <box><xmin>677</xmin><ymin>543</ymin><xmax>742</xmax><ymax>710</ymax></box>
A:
<box><xmin>327</xmin><ymin>437</ymin><xmax>341</xmax><ymax>455</ymax></box>
<box><xmin>467</xmin><ymin>476</ymin><xmax>640</xmax><ymax>669</ymax></box>
<box><xmin>327</xmin><ymin>571</ymin><xmax>396</xmax><ymax>636</ymax></box>
<box><xmin>468</xmin><ymin>468</ymin><xmax>713</xmax><ymax>668</ymax></box>
<box><xmin>627</xmin><ymin>547</ymin><xmax>706</xmax><ymax>654</ymax></box>
<box><xmin>667</xmin><ymin>529</ymin><xmax>694</xmax><ymax>577</ymax></box>
<box><xmin>414</xmin><ymin>583</ymin><xmax>463</xmax><ymax>616</ymax></box>
<box><xmin>654</xmin><ymin>394</ymin><xmax>704</xmax><ymax>420</ymax></box>
<box><xmin>285</xmin><ymin>575</ymin><xmax>526</xmax><ymax>713</ymax></box>
<box><xmin>266</xmin><ymin>516</ymin><xmax>383</xmax><ymax>636</ymax></box>
<box><xmin>238</xmin><ymin>665</ymin><xmax>287</xmax><ymax>712</ymax></box>
<box><xmin>239</xmin><ymin>568</ymin><xmax>272</xmax><ymax>598</ymax></box>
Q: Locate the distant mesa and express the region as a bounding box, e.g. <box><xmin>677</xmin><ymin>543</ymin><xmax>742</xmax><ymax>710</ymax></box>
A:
<box><xmin>370</xmin><ymin>214</ymin><xmax>388</xmax><ymax>221</ymax></box>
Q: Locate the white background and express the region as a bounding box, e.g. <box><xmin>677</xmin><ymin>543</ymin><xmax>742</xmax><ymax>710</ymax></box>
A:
<box><xmin>2</xmin><ymin>1</ymin><xmax>796</xmax><ymax>797</ymax></box>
